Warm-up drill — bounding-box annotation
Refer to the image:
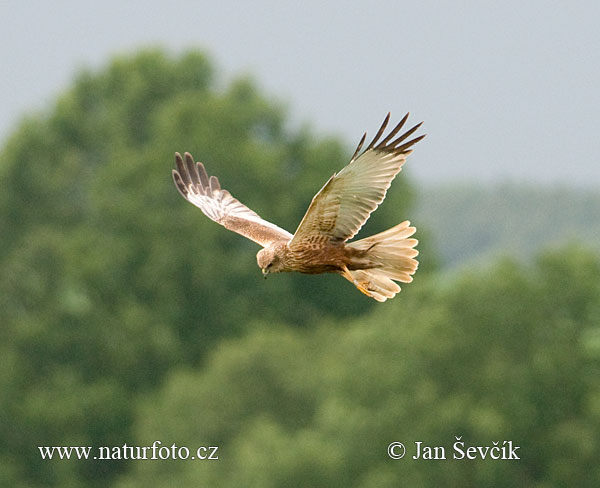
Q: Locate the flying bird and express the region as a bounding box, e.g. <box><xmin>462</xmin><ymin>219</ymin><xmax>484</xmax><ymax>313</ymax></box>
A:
<box><xmin>172</xmin><ymin>113</ymin><xmax>424</xmax><ymax>301</ymax></box>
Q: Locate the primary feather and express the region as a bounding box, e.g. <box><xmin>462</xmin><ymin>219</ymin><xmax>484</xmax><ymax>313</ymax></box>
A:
<box><xmin>172</xmin><ymin>113</ymin><xmax>425</xmax><ymax>302</ymax></box>
<box><xmin>289</xmin><ymin>113</ymin><xmax>424</xmax><ymax>249</ymax></box>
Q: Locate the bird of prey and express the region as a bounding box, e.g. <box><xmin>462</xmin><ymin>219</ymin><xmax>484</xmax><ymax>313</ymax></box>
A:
<box><xmin>172</xmin><ymin>113</ymin><xmax>424</xmax><ymax>301</ymax></box>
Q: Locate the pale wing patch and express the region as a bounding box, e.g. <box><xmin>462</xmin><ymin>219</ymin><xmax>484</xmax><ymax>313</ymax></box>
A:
<box><xmin>324</xmin><ymin>150</ymin><xmax>407</xmax><ymax>240</ymax></box>
<box><xmin>173</xmin><ymin>152</ymin><xmax>293</xmax><ymax>247</ymax></box>
<box><xmin>290</xmin><ymin>113</ymin><xmax>425</xmax><ymax>248</ymax></box>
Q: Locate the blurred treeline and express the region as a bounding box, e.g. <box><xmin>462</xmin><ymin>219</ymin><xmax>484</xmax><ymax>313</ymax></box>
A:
<box><xmin>1</xmin><ymin>49</ymin><xmax>598</xmax><ymax>487</ymax></box>
<box><xmin>416</xmin><ymin>183</ymin><xmax>600</xmax><ymax>268</ymax></box>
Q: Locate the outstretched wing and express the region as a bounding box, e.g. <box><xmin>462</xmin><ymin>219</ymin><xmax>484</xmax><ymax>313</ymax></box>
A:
<box><xmin>172</xmin><ymin>152</ymin><xmax>293</xmax><ymax>247</ymax></box>
<box><xmin>289</xmin><ymin>113</ymin><xmax>424</xmax><ymax>248</ymax></box>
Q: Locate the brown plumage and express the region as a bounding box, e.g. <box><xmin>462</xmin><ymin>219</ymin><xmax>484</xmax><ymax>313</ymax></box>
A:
<box><xmin>172</xmin><ymin>113</ymin><xmax>424</xmax><ymax>301</ymax></box>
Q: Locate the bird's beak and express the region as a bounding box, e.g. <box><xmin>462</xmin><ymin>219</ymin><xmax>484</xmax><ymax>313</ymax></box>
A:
<box><xmin>262</xmin><ymin>269</ymin><xmax>268</xmax><ymax>279</ymax></box>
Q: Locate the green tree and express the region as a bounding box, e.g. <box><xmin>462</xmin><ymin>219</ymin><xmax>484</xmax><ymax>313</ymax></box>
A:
<box><xmin>118</xmin><ymin>247</ymin><xmax>600</xmax><ymax>487</ymax></box>
<box><xmin>0</xmin><ymin>48</ymin><xmax>417</xmax><ymax>487</ymax></box>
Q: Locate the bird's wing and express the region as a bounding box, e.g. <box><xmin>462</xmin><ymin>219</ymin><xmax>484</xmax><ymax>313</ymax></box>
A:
<box><xmin>172</xmin><ymin>152</ymin><xmax>293</xmax><ymax>247</ymax></box>
<box><xmin>289</xmin><ymin>113</ymin><xmax>425</xmax><ymax>248</ymax></box>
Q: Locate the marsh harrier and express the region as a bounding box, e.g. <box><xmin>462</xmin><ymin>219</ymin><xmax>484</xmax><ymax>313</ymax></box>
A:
<box><xmin>172</xmin><ymin>113</ymin><xmax>424</xmax><ymax>301</ymax></box>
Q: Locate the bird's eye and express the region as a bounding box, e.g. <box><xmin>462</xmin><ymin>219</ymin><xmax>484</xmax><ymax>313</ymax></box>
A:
<box><xmin>266</xmin><ymin>263</ymin><xmax>273</xmax><ymax>269</ymax></box>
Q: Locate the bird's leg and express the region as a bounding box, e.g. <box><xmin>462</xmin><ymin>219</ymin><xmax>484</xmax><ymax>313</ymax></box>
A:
<box><xmin>340</xmin><ymin>265</ymin><xmax>354</xmax><ymax>282</ymax></box>
<box><xmin>340</xmin><ymin>265</ymin><xmax>373</xmax><ymax>297</ymax></box>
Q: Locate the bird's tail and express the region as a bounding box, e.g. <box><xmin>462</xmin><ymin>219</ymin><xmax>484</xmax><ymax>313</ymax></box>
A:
<box><xmin>343</xmin><ymin>221</ymin><xmax>418</xmax><ymax>302</ymax></box>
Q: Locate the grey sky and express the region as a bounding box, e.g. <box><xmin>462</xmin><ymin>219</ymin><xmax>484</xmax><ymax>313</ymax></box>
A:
<box><xmin>2</xmin><ymin>1</ymin><xmax>599</xmax><ymax>185</ymax></box>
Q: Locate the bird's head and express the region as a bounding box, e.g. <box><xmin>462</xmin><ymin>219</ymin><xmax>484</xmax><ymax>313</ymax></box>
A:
<box><xmin>256</xmin><ymin>247</ymin><xmax>282</xmax><ymax>278</ymax></box>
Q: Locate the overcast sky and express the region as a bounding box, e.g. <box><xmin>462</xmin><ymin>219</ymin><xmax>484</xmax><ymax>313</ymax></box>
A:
<box><xmin>2</xmin><ymin>1</ymin><xmax>599</xmax><ymax>186</ymax></box>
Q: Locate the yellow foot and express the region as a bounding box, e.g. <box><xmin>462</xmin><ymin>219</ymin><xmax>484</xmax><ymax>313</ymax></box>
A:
<box><xmin>340</xmin><ymin>266</ymin><xmax>374</xmax><ymax>297</ymax></box>
<box><xmin>355</xmin><ymin>281</ymin><xmax>374</xmax><ymax>297</ymax></box>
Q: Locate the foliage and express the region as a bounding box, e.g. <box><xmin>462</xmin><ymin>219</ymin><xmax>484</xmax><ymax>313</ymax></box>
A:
<box><xmin>1</xmin><ymin>48</ymin><xmax>597</xmax><ymax>487</ymax></box>
<box><xmin>0</xmin><ymin>48</ymin><xmax>416</xmax><ymax>487</ymax></box>
<box><xmin>117</xmin><ymin>247</ymin><xmax>600</xmax><ymax>487</ymax></box>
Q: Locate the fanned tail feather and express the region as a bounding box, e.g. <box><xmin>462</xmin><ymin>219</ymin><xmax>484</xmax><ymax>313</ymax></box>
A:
<box><xmin>343</xmin><ymin>221</ymin><xmax>418</xmax><ymax>302</ymax></box>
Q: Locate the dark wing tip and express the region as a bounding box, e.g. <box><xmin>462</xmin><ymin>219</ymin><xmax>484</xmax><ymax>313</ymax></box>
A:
<box><xmin>354</xmin><ymin>112</ymin><xmax>425</xmax><ymax>159</ymax></box>
<box><xmin>196</xmin><ymin>162</ymin><xmax>209</xmax><ymax>189</ymax></box>
<box><xmin>365</xmin><ymin>112</ymin><xmax>391</xmax><ymax>151</ymax></box>
<box><xmin>378</xmin><ymin>112</ymin><xmax>410</xmax><ymax>147</ymax></box>
<box><xmin>184</xmin><ymin>152</ymin><xmax>200</xmax><ymax>185</ymax></box>
<box><xmin>172</xmin><ymin>169</ymin><xmax>189</xmax><ymax>199</ymax></box>
<box><xmin>378</xmin><ymin>116</ymin><xmax>425</xmax><ymax>155</ymax></box>
<box><xmin>387</xmin><ymin>121</ymin><xmax>424</xmax><ymax>149</ymax></box>
<box><xmin>209</xmin><ymin>175</ymin><xmax>221</xmax><ymax>192</ymax></box>
<box><xmin>175</xmin><ymin>151</ymin><xmax>191</xmax><ymax>185</ymax></box>
<box><xmin>396</xmin><ymin>133</ymin><xmax>427</xmax><ymax>153</ymax></box>
<box><xmin>175</xmin><ymin>152</ymin><xmax>184</xmax><ymax>169</ymax></box>
<box><xmin>350</xmin><ymin>132</ymin><xmax>367</xmax><ymax>161</ymax></box>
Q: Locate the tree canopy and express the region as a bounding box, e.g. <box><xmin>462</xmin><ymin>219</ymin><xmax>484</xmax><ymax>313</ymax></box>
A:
<box><xmin>1</xmin><ymin>48</ymin><xmax>598</xmax><ymax>487</ymax></box>
<box><xmin>115</xmin><ymin>247</ymin><xmax>600</xmax><ymax>488</ymax></box>
<box><xmin>0</xmin><ymin>48</ymin><xmax>416</xmax><ymax>487</ymax></box>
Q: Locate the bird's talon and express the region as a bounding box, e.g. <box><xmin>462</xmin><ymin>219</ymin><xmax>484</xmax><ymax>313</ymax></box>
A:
<box><xmin>355</xmin><ymin>281</ymin><xmax>374</xmax><ymax>296</ymax></box>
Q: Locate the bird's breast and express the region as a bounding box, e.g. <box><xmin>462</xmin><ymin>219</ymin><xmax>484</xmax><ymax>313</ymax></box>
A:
<box><xmin>283</xmin><ymin>245</ymin><xmax>348</xmax><ymax>274</ymax></box>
